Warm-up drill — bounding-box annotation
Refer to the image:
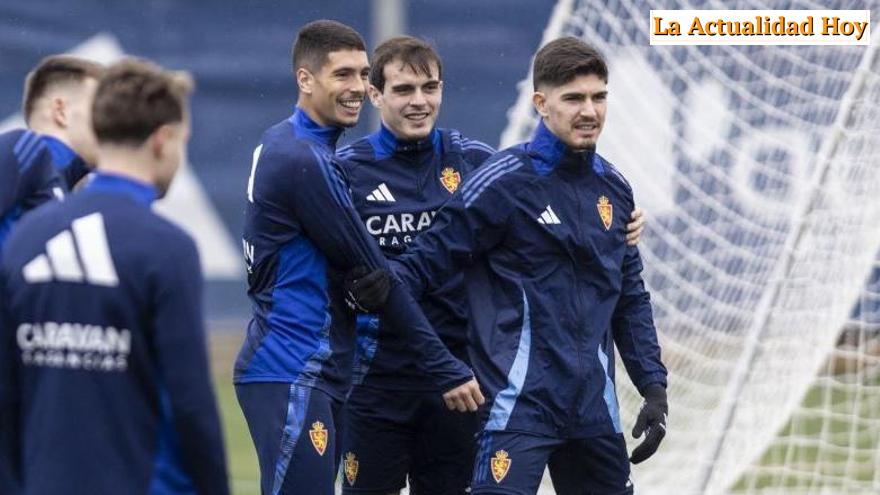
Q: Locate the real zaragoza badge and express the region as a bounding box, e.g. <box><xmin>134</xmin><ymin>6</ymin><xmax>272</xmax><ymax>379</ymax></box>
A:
<box><xmin>597</xmin><ymin>195</ymin><xmax>613</xmax><ymax>230</ymax></box>
<box><xmin>440</xmin><ymin>167</ymin><xmax>461</xmax><ymax>194</ymax></box>
<box><xmin>309</xmin><ymin>421</ymin><xmax>328</xmax><ymax>456</ymax></box>
<box><xmin>344</xmin><ymin>452</ymin><xmax>359</xmax><ymax>486</ymax></box>
<box><xmin>491</xmin><ymin>450</ymin><xmax>511</xmax><ymax>483</ymax></box>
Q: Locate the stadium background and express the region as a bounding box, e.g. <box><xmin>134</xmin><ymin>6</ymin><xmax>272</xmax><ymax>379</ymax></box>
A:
<box><xmin>3</xmin><ymin>1</ymin><xmax>880</xmax><ymax>494</ymax></box>
<box><xmin>1</xmin><ymin>1</ymin><xmax>556</xmax><ymax>492</ymax></box>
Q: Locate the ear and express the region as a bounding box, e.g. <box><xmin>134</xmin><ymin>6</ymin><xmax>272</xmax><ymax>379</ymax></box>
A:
<box><xmin>149</xmin><ymin>124</ymin><xmax>173</xmax><ymax>159</ymax></box>
<box><xmin>50</xmin><ymin>97</ymin><xmax>68</xmax><ymax>128</ymax></box>
<box><xmin>296</xmin><ymin>67</ymin><xmax>314</xmax><ymax>94</ymax></box>
<box><xmin>367</xmin><ymin>84</ymin><xmax>383</xmax><ymax>109</ymax></box>
<box><xmin>532</xmin><ymin>91</ymin><xmax>548</xmax><ymax>118</ymax></box>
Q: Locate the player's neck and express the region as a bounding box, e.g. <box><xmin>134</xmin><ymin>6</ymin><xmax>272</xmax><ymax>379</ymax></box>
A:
<box><xmin>29</xmin><ymin>120</ymin><xmax>72</xmax><ymax>149</ymax></box>
<box><xmin>95</xmin><ymin>146</ymin><xmax>157</xmax><ymax>189</ymax></box>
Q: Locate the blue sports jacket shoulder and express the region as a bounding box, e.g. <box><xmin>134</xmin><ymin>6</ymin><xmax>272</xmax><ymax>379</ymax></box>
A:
<box><xmin>0</xmin><ymin>130</ymin><xmax>65</xmax><ymax>252</ymax></box>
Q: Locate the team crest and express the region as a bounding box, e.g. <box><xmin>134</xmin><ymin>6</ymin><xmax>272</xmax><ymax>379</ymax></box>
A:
<box><xmin>597</xmin><ymin>195</ymin><xmax>613</xmax><ymax>231</ymax></box>
<box><xmin>309</xmin><ymin>421</ymin><xmax>328</xmax><ymax>456</ymax></box>
<box><xmin>440</xmin><ymin>167</ymin><xmax>461</xmax><ymax>194</ymax></box>
<box><xmin>343</xmin><ymin>452</ymin><xmax>359</xmax><ymax>486</ymax></box>
<box><xmin>491</xmin><ymin>450</ymin><xmax>511</xmax><ymax>483</ymax></box>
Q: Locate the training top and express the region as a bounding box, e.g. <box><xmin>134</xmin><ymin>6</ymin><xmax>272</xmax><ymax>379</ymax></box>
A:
<box><xmin>393</xmin><ymin>120</ymin><xmax>667</xmax><ymax>438</ymax></box>
<box><xmin>338</xmin><ymin>125</ymin><xmax>494</xmax><ymax>390</ymax></box>
<box><xmin>0</xmin><ymin>172</ymin><xmax>229</xmax><ymax>494</ymax></box>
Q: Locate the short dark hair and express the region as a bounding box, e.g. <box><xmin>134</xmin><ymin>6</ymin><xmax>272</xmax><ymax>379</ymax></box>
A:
<box><xmin>370</xmin><ymin>36</ymin><xmax>442</xmax><ymax>92</ymax></box>
<box><xmin>22</xmin><ymin>55</ymin><xmax>105</xmax><ymax>123</ymax></box>
<box><xmin>292</xmin><ymin>20</ymin><xmax>366</xmax><ymax>73</ymax></box>
<box><xmin>533</xmin><ymin>37</ymin><xmax>608</xmax><ymax>90</ymax></box>
<box><xmin>92</xmin><ymin>58</ymin><xmax>193</xmax><ymax>146</ymax></box>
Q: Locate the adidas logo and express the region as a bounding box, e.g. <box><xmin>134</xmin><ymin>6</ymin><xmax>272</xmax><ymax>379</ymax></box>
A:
<box><xmin>22</xmin><ymin>212</ymin><xmax>119</xmax><ymax>287</ymax></box>
<box><xmin>366</xmin><ymin>183</ymin><xmax>396</xmax><ymax>202</ymax></box>
<box><xmin>537</xmin><ymin>205</ymin><xmax>561</xmax><ymax>225</ymax></box>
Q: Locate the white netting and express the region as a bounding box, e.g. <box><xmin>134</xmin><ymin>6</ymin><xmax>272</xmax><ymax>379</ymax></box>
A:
<box><xmin>501</xmin><ymin>1</ymin><xmax>880</xmax><ymax>493</ymax></box>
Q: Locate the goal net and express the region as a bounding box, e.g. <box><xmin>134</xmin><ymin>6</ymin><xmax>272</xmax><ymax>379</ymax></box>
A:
<box><xmin>501</xmin><ymin>1</ymin><xmax>880</xmax><ymax>493</ymax></box>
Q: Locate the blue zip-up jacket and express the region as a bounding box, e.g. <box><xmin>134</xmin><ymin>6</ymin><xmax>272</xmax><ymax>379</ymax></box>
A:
<box><xmin>393</xmin><ymin>121</ymin><xmax>667</xmax><ymax>438</ymax></box>
<box><xmin>0</xmin><ymin>130</ymin><xmax>65</xmax><ymax>250</ymax></box>
<box><xmin>235</xmin><ymin>108</ymin><xmax>472</xmax><ymax>399</ymax></box>
<box><xmin>0</xmin><ymin>172</ymin><xmax>229</xmax><ymax>495</ymax></box>
<box><xmin>338</xmin><ymin>125</ymin><xmax>494</xmax><ymax>390</ymax></box>
<box><xmin>42</xmin><ymin>135</ymin><xmax>90</xmax><ymax>189</ymax></box>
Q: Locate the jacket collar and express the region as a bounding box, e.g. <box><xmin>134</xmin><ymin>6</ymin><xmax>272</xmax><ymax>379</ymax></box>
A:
<box><xmin>526</xmin><ymin>119</ymin><xmax>599</xmax><ymax>175</ymax></box>
<box><xmin>83</xmin><ymin>172</ymin><xmax>157</xmax><ymax>206</ymax></box>
<box><xmin>370</xmin><ymin>123</ymin><xmax>441</xmax><ymax>160</ymax></box>
<box><xmin>43</xmin><ymin>135</ymin><xmax>85</xmax><ymax>172</ymax></box>
<box><xmin>289</xmin><ymin>107</ymin><xmax>343</xmax><ymax>149</ymax></box>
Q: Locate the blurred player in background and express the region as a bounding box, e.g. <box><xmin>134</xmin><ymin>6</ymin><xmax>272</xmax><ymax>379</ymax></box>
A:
<box><xmin>351</xmin><ymin>37</ymin><xmax>667</xmax><ymax>494</ymax></box>
<box><xmin>23</xmin><ymin>55</ymin><xmax>104</xmax><ymax>189</ymax></box>
<box><xmin>339</xmin><ymin>36</ymin><xmax>647</xmax><ymax>494</ymax></box>
<box><xmin>0</xmin><ymin>58</ymin><xmax>229</xmax><ymax>495</ymax></box>
<box><xmin>0</xmin><ymin>56</ymin><xmax>104</xmax><ymax>250</ymax></box>
<box><xmin>234</xmin><ymin>20</ymin><xmax>482</xmax><ymax>495</ymax></box>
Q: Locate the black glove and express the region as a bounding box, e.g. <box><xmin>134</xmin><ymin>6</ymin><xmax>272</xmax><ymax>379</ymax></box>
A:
<box><xmin>344</xmin><ymin>267</ymin><xmax>390</xmax><ymax>313</ymax></box>
<box><xmin>629</xmin><ymin>384</ymin><xmax>667</xmax><ymax>464</ymax></box>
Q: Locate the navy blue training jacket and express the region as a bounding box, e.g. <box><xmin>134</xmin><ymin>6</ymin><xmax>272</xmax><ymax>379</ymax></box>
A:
<box><xmin>393</xmin><ymin>121</ymin><xmax>667</xmax><ymax>438</ymax></box>
<box><xmin>235</xmin><ymin>108</ymin><xmax>472</xmax><ymax>399</ymax></box>
<box><xmin>338</xmin><ymin>125</ymin><xmax>494</xmax><ymax>390</ymax></box>
<box><xmin>0</xmin><ymin>172</ymin><xmax>229</xmax><ymax>495</ymax></box>
<box><xmin>0</xmin><ymin>130</ymin><xmax>64</xmax><ymax>251</ymax></box>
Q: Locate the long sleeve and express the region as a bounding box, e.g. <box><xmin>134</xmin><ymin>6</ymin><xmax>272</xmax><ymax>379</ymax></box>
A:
<box><xmin>151</xmin><ymin>235</ymin><xmax>229</xmax><ymax>495</ymax></box>
<box><xmin>391</xmin><ymin>164</ymin><xmax>514</xmax><ymax>299</ymax></box>
<box><xmin>611</xmin><ymin>245</ymin><xmax>667</xmax><ymax>393</ymax></box>
<box><xmin>284</xmin><ymin>146</ymin><xmax>473</xmax><ymax>390</ymax></box>
<box><xmin>0</xmin><ymin>274</ymin><xmax>21</xmax><ymax>494</ymax></box>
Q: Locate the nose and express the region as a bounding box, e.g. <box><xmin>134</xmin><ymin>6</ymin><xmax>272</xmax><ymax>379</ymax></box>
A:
<box><xmin>579</xmin><ymin>100</ymin><xmax>597</xmax><ymax>119</ymax></box>
<box><xmin>350</xmin><ymin>76</ymin><xmax>367</xmax><ymax>96</ymax></box>
<box><xmin>410</xmin><ymin>88</ymin><xmax>427</xmax><ymax>107</ymax></box>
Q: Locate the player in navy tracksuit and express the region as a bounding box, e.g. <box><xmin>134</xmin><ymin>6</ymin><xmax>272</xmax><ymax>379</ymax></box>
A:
<box><xmin>0</xmin><ymin>56</ymin><xmax>105</xmax><ymax>251</ymax></box>
<box><xmin>336</xmin><ymin>37</ymin><xmax>495</xmax><ymax>494</ymax></box>
<box><xmin>0</xmin><ymin>60</ymin><xmax>229</xmax><ymax>494</ymax></box>
<box><xmin>351</xmin><ymin>38</ymin><xmax>668</xmax><ymax>494</ymax></box>
<box><xmin>234</xmin><ymin>22</ymin><xmax>482</xmax><ymax>495</ymax></box>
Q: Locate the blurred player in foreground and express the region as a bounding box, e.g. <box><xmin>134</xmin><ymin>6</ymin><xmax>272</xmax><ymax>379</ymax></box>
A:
<box><xmin>350</xmin><ymin>37</ymin><xmax>668</xmax><ymax>494</ymax></box>
<box><xmin>340</xmin><ymin>36</ymin><xmax>647</xmax><ymax>494</ymax></box>
<box><xmin>0</xmin><ymin>58</ymin><xmax>229</xmax><ymax>495</ymax></box>
<box><xmin>0</xmin><ymin>56</ymin><xmax>105</xmax><ymax>250</ymax></box>
<box><xmin>234</xmin><ymin>20</ymin><xmax>482</xmax><ymax>495</ymax></box>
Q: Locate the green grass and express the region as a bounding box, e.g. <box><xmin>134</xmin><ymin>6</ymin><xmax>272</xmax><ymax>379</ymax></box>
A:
<box><xmin>210</xmin><ymin>332</ymin><xmax>260</xmax><ymax>495</ymax></box>
<box><xmin>210</xmin><ymin>332</ymin><xmax>880</xmax><ymax>494</ymax></box>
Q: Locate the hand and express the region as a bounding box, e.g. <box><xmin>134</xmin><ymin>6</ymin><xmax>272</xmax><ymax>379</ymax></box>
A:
<box><xmin>442</xmin><ymin>378</ymin><xmax>485</xmax><ymax>412</ymax></box>
<box><xmin>625</xmin><ymin>207</ymin><xmax>645</xmax><ymax>246</ymax></box>
<box><xmin>630</xmin><ymin>384</ymin><xmax>667</xmax><ymax>464</ymax></box>
<box><xmin>344</xmin><ymin>267</ymin><xmax>390</xmax><ymax>313</ymax></box>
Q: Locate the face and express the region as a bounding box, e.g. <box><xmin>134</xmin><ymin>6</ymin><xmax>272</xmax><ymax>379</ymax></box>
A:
<box><xmin>369</xmin><ymin>60</ymin><xmax>442</xmax><ymax>141</ymax></box>
<box><xmin>152</xmin><ymin>117</ymin><xmax>190</xmax><ymax>198</ymax></box>
<box><xmin>63</xmin><ymin>77</ymin><xmax>100</xmax><ymax>165</ymax></box>
<box><xmin>533</xmin><ymin>73</ymin><xmax>607</xmax><ymax>151</ymax></box>
<box><xmin>299</xmin><ymin>49</ymin><xmax>370</xmax><ymax>127</ymax></box>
